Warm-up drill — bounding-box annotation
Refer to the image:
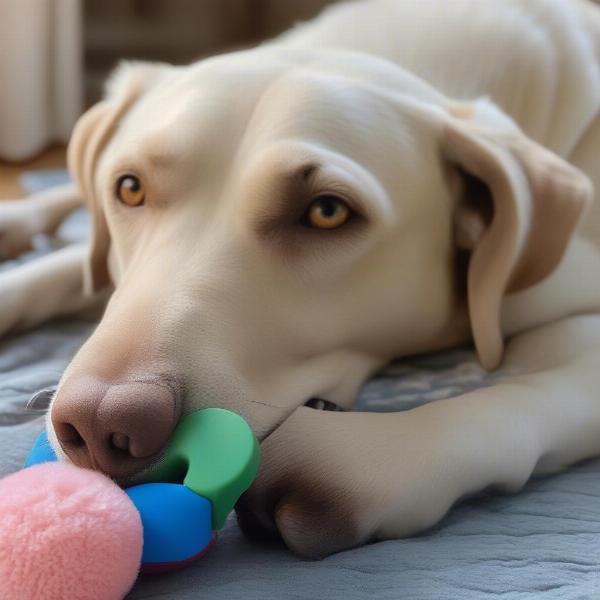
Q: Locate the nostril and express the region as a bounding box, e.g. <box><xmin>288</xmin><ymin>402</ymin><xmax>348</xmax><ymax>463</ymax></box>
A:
<box><xmin>56</xmin><ymin>422</ymin><xmax>86</xmax><ymax>448</ymax></box>
<box><xmin>110</xmin><ymin>432</ymin><xmax>131</xmax><ymax>453</ymax></box>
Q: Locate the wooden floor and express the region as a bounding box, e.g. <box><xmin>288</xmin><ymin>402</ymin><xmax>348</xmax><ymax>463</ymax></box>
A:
<box><xmin>0</xmin><ymin>146</ymin><xmax>67</xmax><ymax>200</ymax></box>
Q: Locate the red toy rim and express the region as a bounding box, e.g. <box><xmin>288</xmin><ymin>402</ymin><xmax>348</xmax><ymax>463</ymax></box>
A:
<box><xmin>140</xmin><ymin>531</ymin><xmax>218</xmax><ymax>575</ymax></box>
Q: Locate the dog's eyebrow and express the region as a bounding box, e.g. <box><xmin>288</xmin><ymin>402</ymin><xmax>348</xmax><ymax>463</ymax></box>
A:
<box><xmin>276</xmin><ymin>161</ymin><xmax>322</xmax><ymax>199</ymax></box>
<box><xmin>136</xmin><ymin>131</ymin><xmax>184</xmax><ymax>169</ymax></box>
<box><xmin>279</xmin><ymin>160</ymin><xmax>323</xmax><ymax>206</ymax></box>
<box><xmin>143</xmin><ymin>149</ymin><xmax>180</xmax><ymax>169</ymax></box>
<box><xmin>251</xmin><ymin>161</ymin><xmax>324</xmax><ymax>239</ymax></box>
<box><xmin>295</xmin><ymin>162</ymin><xmax>319</xmax><ymax>183</ymax></box>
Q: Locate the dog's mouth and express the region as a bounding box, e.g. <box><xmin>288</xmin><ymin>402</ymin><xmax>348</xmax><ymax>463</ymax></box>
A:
<box><xmin>254</xmin><ymin>396</ymin><xmax>343</xmax><ymax>446</ymax></box>
<box><xmin>33</xmin><ymin>386</ymin><xmax>342</xmax><ymax>483</ymax></box>
<box><xmin>303</xmin><ymin>397</ymin><xmax>343</xmax><ymax>412</ymax></box>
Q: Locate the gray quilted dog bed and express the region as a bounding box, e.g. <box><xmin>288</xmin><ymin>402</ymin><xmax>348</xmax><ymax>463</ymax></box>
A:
<box><xmin>0</xmin><ymin>171</ymin><xmax>599</xmax><ymax>599</ymax></box>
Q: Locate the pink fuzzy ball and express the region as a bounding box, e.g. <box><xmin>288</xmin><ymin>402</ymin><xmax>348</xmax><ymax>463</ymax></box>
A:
<box><xmin>0</xmin><ymin>463</ymin><xmax>143</xmax><ymax>600</ymax></box>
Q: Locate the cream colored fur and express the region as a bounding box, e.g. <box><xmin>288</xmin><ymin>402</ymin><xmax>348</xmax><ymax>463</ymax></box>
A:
<box><xmin>1</xmin><ymin>0</ymin><xmax>600</xmax><ymax>558</ymax></box>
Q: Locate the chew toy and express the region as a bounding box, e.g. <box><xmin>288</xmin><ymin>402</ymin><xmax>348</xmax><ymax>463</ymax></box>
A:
<box><xmin>0</xmin><ymin>408</ymin><xmax>259</xmax><ymax>600</ymax></box>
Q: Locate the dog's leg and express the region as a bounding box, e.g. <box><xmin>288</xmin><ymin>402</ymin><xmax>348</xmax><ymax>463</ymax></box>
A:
<box><xmin>0</xmin><ymin>243</ymin><xmax>107</xmax><ymax>337</ymax></box>
<box><xmin>239</xmin><ymin>314</ymin><xmax>600</xmax><ymax>558</ymax></box>
<box><xmin>0</xmin><ymin>183</ymin><xmax>82</xmax><ymax>260</ymax></box>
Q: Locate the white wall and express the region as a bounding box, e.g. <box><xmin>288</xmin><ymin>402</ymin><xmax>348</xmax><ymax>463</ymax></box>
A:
<box><xmin>0</xmin><ymin>0</ymin><xmax>83</xmax><ymax>161</ymax></box>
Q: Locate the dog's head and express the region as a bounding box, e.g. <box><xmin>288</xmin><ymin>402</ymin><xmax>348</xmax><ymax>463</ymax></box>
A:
<box><xmin>47</xmin><ymin>48</ymin><xmax>591</xmax><ymax>480</ymax></box>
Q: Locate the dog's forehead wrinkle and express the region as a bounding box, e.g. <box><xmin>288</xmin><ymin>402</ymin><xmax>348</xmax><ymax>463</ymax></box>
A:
<box><xmin>112</xmin><ymin>92</ymin><xmax>245</xmax><ymax>174</ymax></box>
<box><xmin>238</xmin><ymin>75</ymin><xmax>424</xmax><ymax>185</ymax></box>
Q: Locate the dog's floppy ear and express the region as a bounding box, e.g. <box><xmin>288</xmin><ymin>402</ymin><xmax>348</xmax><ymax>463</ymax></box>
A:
<box><xmin>67</xmin><ymin>62</ymin><xmax>167</xmax><ymax>293</ymax></box>
<box><xmin>440</xmin><ymin>101</ymin><xmax>592</xmax><ymax>370</ymax></box>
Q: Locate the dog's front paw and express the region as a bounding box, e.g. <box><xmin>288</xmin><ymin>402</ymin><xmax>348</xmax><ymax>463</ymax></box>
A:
<box><xmin>0</xmin><ymin>200</ymin><xmax>37</xmax><ymax>260</ymax></box>
<box><xmin>236</xmin><ymin>407</ymin><xmax>376</xmax><ymax>558</ymax></box>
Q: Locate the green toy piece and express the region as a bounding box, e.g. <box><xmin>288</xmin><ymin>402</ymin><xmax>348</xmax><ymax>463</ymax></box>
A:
<box><xmin>147</xmin><ymin>408</ymin><xmax>260</xmax><ymax>529</ymax></box>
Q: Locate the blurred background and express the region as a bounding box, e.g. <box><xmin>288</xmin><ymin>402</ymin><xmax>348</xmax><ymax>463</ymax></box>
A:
<box><xmin>0</xmin><ymin>0</ymin><xmax>339</xmax><ymax>198</ymax></box>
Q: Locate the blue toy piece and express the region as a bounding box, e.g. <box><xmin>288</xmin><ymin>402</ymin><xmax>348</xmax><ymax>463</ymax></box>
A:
<box><xmin>24</xmin><ymin>430</ymin><xmax>58</xmax><ymax>466</ymax></box>
<box><xmin>126</xmin><ymin>483</ymin><xmax>215</xmax><ymax>573</ymax></box>
<box><xmin>24</xmin><ymin>409</ymin><xmax>259</xmax><ymax>573</ymax></box>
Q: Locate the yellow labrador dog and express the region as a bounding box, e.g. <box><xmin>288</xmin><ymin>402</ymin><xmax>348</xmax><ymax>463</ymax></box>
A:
<box><xmin>2</xmin><ymin>0</ymin><xmax>600</xmax><ymax>558</ymax></box>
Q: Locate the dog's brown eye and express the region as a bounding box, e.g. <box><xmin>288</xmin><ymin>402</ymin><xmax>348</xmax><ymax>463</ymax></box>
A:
<box><xmin>304</xmin><ymin>195</ymin><xmax>350</xmax><ymax>230</ymax></box>
<box><xmin>116</xmin><ymin>175</ymin><xmax>145</xmax><ymax>207</ymax></box>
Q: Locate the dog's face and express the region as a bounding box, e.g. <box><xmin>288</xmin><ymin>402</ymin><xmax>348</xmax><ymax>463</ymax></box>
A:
<box><xmin>48</xmin><ymin>48</ymin><xmax>590</xmax><ymax>480</ymax></box>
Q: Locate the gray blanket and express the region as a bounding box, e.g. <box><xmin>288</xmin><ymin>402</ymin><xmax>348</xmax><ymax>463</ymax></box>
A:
<box><xmin>1</xmin><ymin>172</ymin><xmax>599</xmax><ymax>600</ymax></box>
